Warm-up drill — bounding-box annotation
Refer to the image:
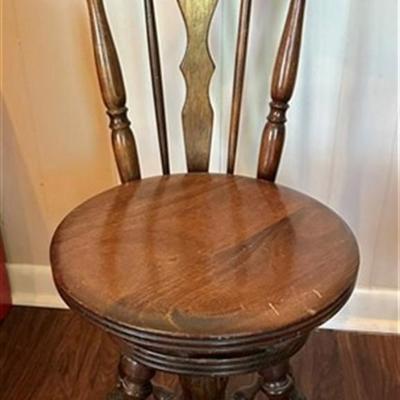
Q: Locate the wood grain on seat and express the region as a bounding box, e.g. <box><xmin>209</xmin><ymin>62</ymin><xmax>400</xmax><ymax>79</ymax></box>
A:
<box><xmin>51</xmin><ymin>174</ymin><xmax>359</xmax><ymax>339</ymax></box>
<box><xmin>49</xmin><ymin>0</ymin><xmax>361</xmax><ymax>397</ymax></box>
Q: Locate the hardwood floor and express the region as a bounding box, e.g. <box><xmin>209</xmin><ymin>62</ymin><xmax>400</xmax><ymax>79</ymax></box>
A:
<box><xmin>0</xmin><ymin>307</ymin><xmax>398</xmax><ymax>399</ymax></box>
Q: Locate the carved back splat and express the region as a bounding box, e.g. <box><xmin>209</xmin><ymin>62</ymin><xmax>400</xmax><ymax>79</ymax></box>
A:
<box><xmin>177</xmin><ymin>0</ymin><xmax>219</xmax><ymax>172</ymax></box>
<box><xmin>87</xmin><ymin>0</ymin><xmax>306</xmax><ymax>181</ymax></box>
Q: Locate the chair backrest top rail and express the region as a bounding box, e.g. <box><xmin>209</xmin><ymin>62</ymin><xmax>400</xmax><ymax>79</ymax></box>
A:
<box><xmin>86</xmin><ymin>0</ymin><xmax>306</xmax><ymax>182</ymax></box>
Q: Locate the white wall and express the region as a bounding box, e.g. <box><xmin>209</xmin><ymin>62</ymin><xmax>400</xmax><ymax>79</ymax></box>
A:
<box><xmin>1</xmin><ymin>0</ymin><xmax>398</xmax><ymax>320</ymax></box>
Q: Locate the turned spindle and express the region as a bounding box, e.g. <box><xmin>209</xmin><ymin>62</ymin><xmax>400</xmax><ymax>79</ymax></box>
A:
<box><xmin>87</xmin><ymin>0</ymin><xmax>141</xmax><ymax>183</ymax></box>
<box><xmin>260</xmin><ymin>362</ymin><xmax>306</xmax><ymax>400</ymax></box>
<box><xmin>257</xmin><ymin>0</ymin><xmax>306</xmax><ymax>181</ymax></box>
<box><xmin>227</xmin><ymin>0</ymin><xmax>253</xmax><ymax>174</ymax></box>
<box><xmin>144</xmin><ymin>0</ymin><xmax>170</xmax><ymax>175</ymax></box>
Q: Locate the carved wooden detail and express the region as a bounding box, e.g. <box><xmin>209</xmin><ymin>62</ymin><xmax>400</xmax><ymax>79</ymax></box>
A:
<box><xmin>87</xmin><ymin>0</ymin><xmax>141</xmax><ymax>183</ymax></box>
<box><xmin>231</xmin><ymin>377</ymin><xmax>263</xmax><ymax>400</ymax></box>
<box><xmin>53</xmin><ymin>173</ymin><xmax>359</xmax><ymax>400</ymax></box>
<box><xmin>57</xmin><ymin>3</ymin><xmax>359</xmax><ymax>400</ymax></box>
<box><xmin>177</xmin><ymin>0</ymin><xmax>219</xmax><ymax>172</ymax></box>
<box><xmin>257</xmin><ymin>0</ymin><xmax>306</xmax><ymax>181</ymax></box>
<box><xmin>153</xmin><ymin>385</ymin><xmax>176</xmax><ymax>400</ymax></box>
<box><xmin>180</xmin><ymin>376</ymin><xmax>228</xmax><ymax>400</ymax></box>
<box><xmin>227</xmin><ymin>0</ymin><xmax>252</xmax><ymax>174</ymax></box>
<box><xmin>118</xmin><ymin>355</ymin><xmax>155</xmax><ymax>399</ymax></box>
<box><xmin>260</xmin><ymin>362</ymin><xmax>307</xmax><ymax>400</ymax></box>
<box><xmin>144</xmin><ymin>0</ymin><xmax>170</xmax><ymax>175</ymax></box>
<box><xmin>88</xmin><ymin>0</ymin><xmax>306</xmax><ymax>181</ymax></box>
<box><xmin>107</xmin><ymin>361</ymin><xmax>306</xmax><ymax>400</ymax></box>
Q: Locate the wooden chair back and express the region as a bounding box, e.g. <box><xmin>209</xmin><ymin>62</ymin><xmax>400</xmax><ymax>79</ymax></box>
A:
<box><xmin>86</xmin><ymin>0</ymin><xmax>306</xmax><ymax>183</ymax></box>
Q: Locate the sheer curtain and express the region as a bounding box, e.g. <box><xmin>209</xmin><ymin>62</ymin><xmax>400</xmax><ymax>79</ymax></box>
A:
<box><xmin>212</xmin><ymin>0</ymin><xmax>397</xmax><ymax>329</ymax></box>
<box><xmin>150</xmin><ymin>0</ymin><xmax>397</xmax><ymax>291</ymax></box>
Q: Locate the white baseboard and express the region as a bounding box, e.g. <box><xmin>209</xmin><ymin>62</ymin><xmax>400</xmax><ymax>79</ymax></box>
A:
<box><xmin>7</xmin><ymin>263</ymin><xmax>67</xmax><ymax>309</ymax></box>
<box><xmin>6</xmin><ymin>263</ymin><xmax>399</xmax><ymax>334</ymax></box>
<box><xmin>322</xmin><ymin>287</ymin><xmax>399</xmax><ymax>334</ymax></box>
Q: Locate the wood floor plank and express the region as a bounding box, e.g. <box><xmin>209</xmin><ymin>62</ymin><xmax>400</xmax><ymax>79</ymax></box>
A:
<box><xmin>0</xmin><ymin>307</ymin><xmax>399</xmax><ymax>399</ymax></box>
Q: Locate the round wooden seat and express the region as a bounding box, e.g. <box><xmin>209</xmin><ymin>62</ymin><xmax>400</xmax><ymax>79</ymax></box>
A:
<box><xmin>51</xmin><ymin>174</ymin><xmax>359</xmax><ymax>346</ymax></box>
<box><xmin>52</xmin><ymin>1</ymin><xmax>361</xmax><ymax>396</ymax></box>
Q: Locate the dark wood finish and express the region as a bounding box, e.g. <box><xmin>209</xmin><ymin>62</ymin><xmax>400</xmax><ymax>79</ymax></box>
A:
<box><xmin>108</xmin><ymin>356</ymin><xmax>175</xmax><ymax>400</ymax></box>
<box><xmin>177</xmin><ymin>0</ymin><xmax>219</xmax><ymax>172</ymax></box>
<box><xmin>260</xmin><ymin>362</ymin><xmax>305</xmax><ymax>400</ymax></box>
<box><xmin>87</xmin><ymin>0</ymin><xmax>307</xmax><ymax>180</ymax></box>
<box><xmin>232</xmin><ymin>376</ymin><xmax>263</xmax><ymax>400</ymax></box>
<box><xmin>144</xmin><ymin>0</ymin><xmax>170</xmax><ymax>175</ymax></box>
<box><xmin>51</xmin><ymin>174</ymin><xmax>358</xmax><ymax>341</ymax></box>
<box><xmin>180</xmin><ymin>376</ymin><xmax>228</xmax><ymax>400</ymax></box>
<box><xmin>0</xmin><ymin>307</ymin><xmax>119</xmax><ymax>400</ymax></box>
<box><xmin>1</xmin><ymin>307</ymin><xmax>399</xmax><ymax>400</ymax></box>
<box><xmin>117</xmin><ymin>355</ymin><xmax>155</xmax><ymax>399</ymax></box>
<box><xmin>87</xmin><ymin>0</ymin><xmax>141</xmax><ymax>182</ymax></box>
<box><xmin>227</xmin><ymin>0</ymin><xmax>252</xmax><ymax>174</ymax></box>
<box><xmin>50</xmin><ymin>173</ymin><xmax>358</xmax><ymax>398</ymax></box>
<box><xmin>257</xmin><ymin>0</ymin><xmax>306</xmax><ymax>181</ymax></box>
<box><xmin>57</xmin><ymin>2</ymin><xmax>359</xmax><ymax>398</ymax></box>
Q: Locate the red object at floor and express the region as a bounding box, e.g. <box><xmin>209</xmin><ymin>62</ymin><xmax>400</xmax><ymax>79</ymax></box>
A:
<box><xmin>0</xmin><ymin>232</ymin><xmax>11</xmax><ymax>320</ymax></box>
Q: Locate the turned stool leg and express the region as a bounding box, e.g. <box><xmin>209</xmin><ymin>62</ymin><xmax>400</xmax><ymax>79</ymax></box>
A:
<box><xmin>108</xmin><ymin>355</ymin><xmax>155</xmax><ymax>399</ymax></box>
<box><xmin>119</xmin><ymin>355</ymin><xmax>155</xmax><ymax>399</ymax></box>
<box><xmin>179</xmin><ymin>375</ymin><xmax>228</xmax><ymax>400</ymax></box>
<box><xmin>260</xmin><ymin>362</ymin><xmax>306</xmax><ymax>400</ymax></box>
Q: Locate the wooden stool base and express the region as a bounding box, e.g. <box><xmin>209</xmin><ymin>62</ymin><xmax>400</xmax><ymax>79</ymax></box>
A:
<box><xmin>179</xmin><ymin>376</ymin><xmax>228</xmax><ymax>400</ymax></box>
<box><xmin>260</xmin><ymin>362</ymin><xmax>306</xmax><ymax>400</ymax></box>
<box><xmin>107</xmin><ymin>357</ymin><xmax>307</xmax><ymax>400</ymax></box>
